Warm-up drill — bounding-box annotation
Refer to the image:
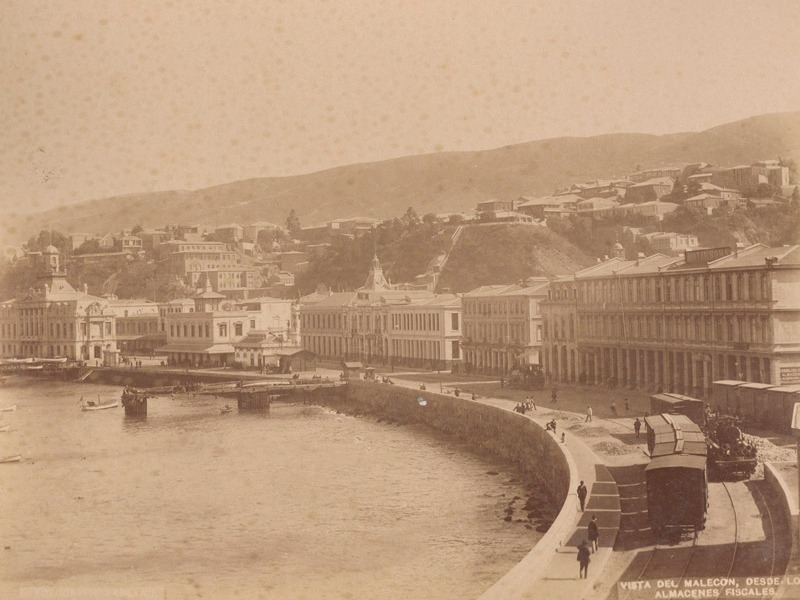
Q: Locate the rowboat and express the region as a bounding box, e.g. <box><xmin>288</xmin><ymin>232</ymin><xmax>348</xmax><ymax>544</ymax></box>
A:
<box><xmin>0</xmin><ymin>404</ymin><xmax>16</xmax><ymax>412</ymax></box>
<box><xmin>220</xmin><ymin>405</ymin><xmax>233</xmax><ymax>414</ymax></box>
<box><xmin>0</xmin><ymin>455</ymin><xmax>21</xmax><ymax>463</ymax></box>
<box><xmin>0</xmin><ymin>424</ymin><xmax>10</xmax><ymax>432</ymax></box>
<box><xmin>82</xmin><ymin>401</ymin><xmax>119</xmax><ymax>411</ymax></box>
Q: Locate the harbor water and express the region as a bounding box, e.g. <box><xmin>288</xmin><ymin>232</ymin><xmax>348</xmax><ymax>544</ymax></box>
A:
<box><xmin>0</xmin><ymin>379</ymin><xmax>548</xmax><ymax>599</ymax></box>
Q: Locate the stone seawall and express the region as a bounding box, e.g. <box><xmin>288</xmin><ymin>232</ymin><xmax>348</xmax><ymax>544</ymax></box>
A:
<box><xmin>310</xmin><ymin>380</ymin><xmax>570</xmax><ymax>508</ymax></box>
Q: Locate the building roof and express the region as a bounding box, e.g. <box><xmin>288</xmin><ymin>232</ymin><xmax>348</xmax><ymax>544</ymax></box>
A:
<box><xmin>629</xmin><ymin>177</ymin><xmax>675</xmax><ymax>188</ymax></box>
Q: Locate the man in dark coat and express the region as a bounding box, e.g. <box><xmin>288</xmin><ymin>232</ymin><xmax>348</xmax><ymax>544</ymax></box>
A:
<box><xmin>577</xmin><ymin>480</ymin><xmax>588</xmax><ymax>512</ymax></box>
<box><xmin>577</xmin><ymin>540</ymin><xmax>591</xmax><ymax>579</ymax></box>
<box><xmin>588</xmin><ymin>515</ymin><xmax>599</xmax><ymax>552</ymax></box>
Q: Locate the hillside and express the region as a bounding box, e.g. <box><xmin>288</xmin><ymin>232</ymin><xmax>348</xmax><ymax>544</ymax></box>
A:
<box><xmin>5</xmin><ymin>111</ymin><xmax>800</xmax><ymax>245</ymax></box>
<box><xmin>438</xmin><ymin>224</ymin><xmax>593</xmax><ymax>292</ymax></box>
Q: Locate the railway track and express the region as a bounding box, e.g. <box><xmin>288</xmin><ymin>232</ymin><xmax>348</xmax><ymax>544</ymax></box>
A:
<box><xmin>617</xmin><ymin>477</ymin><xmax>784</xmax><ymax>600</ymax></box>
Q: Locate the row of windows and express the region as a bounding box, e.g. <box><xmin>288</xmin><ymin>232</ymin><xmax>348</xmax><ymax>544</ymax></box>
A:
<box><xmin>551</xmin><ymin>271</ymin><xmax>772</xmax><ymax>305</ymax></box>
<box><xmin>463</xmin><ymin>299</ymin><xmax>538</xmax><ymax>317</ymax></box>
<box><xmin>117</xmin><ymin>321</ymin><xmax>158</xmax><ymax>335</ymax></box>
<box><xmin>4</xmin><ymin>321</ymin><xmax>111</xmax><ymax>339</ymax></box>
<box><xmin>544</xmin><ymin>313</ymin><xmax>773</xmax><ymax>345</ymax></box>
<box><xmin>169</xmin><ymin>321</ymin><xmax>250</xmax><ymax>338</ymax></box>
<box><xmin>463</xmin><ymin>323</ymin><xmax>541</xmax><ymax>344</ymax></box>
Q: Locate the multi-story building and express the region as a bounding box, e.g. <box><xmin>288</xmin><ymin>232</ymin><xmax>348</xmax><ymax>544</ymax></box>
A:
<box><xmin>107</xmin><ymin>298</ymin><xmax>161</xmax><ymax>355</ymax></box>
<box><xmin>708</xmin><ymin>161</ymin><xmax>789</xmax><ymax>193</ymax></box>
<box><xmin>299</xmin><ymin>256</ymin><xmax>462</xmax><ymax>370</ymax></box>
<box><xmin>629</xmin><ymin>167</ymin><xmax>683</xmax><ymax>183</ymax></box>
<box><xmin>623</xmin><ymin>177</ymin><xmax>675</xmax><ymax>204</ymax></box>
<box><xmin>541</xmin><ymin>244</ymin><xmax>800</xmax><ymax>397</ymax></box>
<box><xmin>461</xmin><ymin>279</ymin><xmax>549</xmax><ymax>375</ymax></box>
<box><xmin>157</xmin><ymin>283</ymin><xmax>295</xmax><ymax>367</ymax></box>
<box><xmin>157</xmin><ymin>240</ymin><xmax>258</xmax><ymax>294</ymax></box>
<box><xmin>645</xmin><ymin>232</ymin><xmax>699</xmax><ymax>254</ymax></box>
<box><xmin>0</xmin><ymin>247</ymin><xmax>118</xmax><ymax>364</ymax></box>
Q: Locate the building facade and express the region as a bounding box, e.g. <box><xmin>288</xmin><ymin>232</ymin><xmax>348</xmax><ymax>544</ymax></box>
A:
<box><xmin>299</xmin><ymin>256</ymin><xmax>462</xmax><ymax>370</ymax></box>
<box><xmin>461</xmin><ymin>279</ymin><xmax>549</xmax><ymax>375</ymax></box>
<box><xmin>541</xmin><ymin>244</ymin><xmax>800</xmax><ymax>397</ymax></box>
<box><xmin>0</xmin><ymin>247</ymin><xmax>118</xmax><ymax>364</ymax></box>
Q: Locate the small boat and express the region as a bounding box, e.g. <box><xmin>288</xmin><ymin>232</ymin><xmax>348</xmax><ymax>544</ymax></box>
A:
<box><xmin>0</xmin><ymin>404</ymin><xmax>16</xmax><ymax>412</ymax></box>
<box><xmin>82</xmin><ymin>400</ymin><xmax>119</xmax><ymax>411</ymax></box>
<box><xmin>220</xmin><ymin>405</ymin><xmax>233</xmax><ymax>414</ymax></box>
<box><xmin>0</xmin><ymin>424</ymin><xmax>10</xmax><ymax>432</ymax></box>
<box><xmin>0</xmin><ymin>455</ymin><xmax>21</xmax><ymax>463</ymax></box>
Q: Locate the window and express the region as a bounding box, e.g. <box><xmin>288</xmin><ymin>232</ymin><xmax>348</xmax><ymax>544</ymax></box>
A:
<box><xmin>451</xmin><ymin>313</ymin><xmax>459</xmax><ymax>331</ymax></box>
<box><xmin>219</xmin><ymin>323</ymin><xmax>227</xmax><ymax>337</ymax></box>
<box><xmin>451</xmin><ymin>340</ymin><xmax>460</xmax><ymax>359</ymax></box>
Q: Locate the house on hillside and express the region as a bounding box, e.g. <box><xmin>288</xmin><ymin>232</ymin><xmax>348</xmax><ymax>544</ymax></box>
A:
<box><xmin>624</xmin><ymin>177</ymin><xmax>675</xmax><ymax>204</ymax></box>
<box><xmin>517</xmin><ymin>195</ymin><xmax>579</xmax><ymax>219</ymax></box>
<box><xmin>628</xmin><ymin>167</ymin><xmax>682</xmax><ymax>183</ymax></box>
<box><xmin>614</xmin><ymin>200</ymin><xmax>678</xmax><ymax>222</ymax></box>
<box><xmin>576</xmin><ymin>197</ymin><xmax>619</xmax><ymax>219</ymax></box>
<box><xmin>214</xmin><ymin>223</ymin><xmax>243</xmax><ymax>244</ymax></box>
<box><xmin>683</xmin><ymin>193</ymin><xmax>726</xmax><ymax>212</ymax></box>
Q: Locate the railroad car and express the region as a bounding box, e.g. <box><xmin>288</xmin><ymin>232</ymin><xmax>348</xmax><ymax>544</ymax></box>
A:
<box><xmin>712</xmin><ymin>380</ymin><xmax>800</xmax><ymax>432</ymax></box>
<box><xmin>644</xmin><ymin>414</ymin><xmax>708</xmax><ymax>537</ymax></box>
<box><xmin>649</xmin><ymin>393</ymin><xmax>705</xmax><ymax>426</ymax></box>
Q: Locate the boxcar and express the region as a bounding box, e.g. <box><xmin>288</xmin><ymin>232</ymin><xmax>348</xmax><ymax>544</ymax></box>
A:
<box><xmin>711</xmin><ymin>380</ymin><xmax>747</xmax><ymax>413</ymax></box>
<box><xmin>764</xmin><ymin>385</ymin><xmax>800</xmax><ymax>432</ymax></box>
<box><xmin>644</xmin><ymin>414</ymin><xmax>708</xmax><ymax>536</ymax></box>
<box><xmin>736</xmin><ymin>382</ymin><xmax>776</xmax><ymax>425</ymax></box>
<box><xmin>645</xmin><ymin>454</ymin><xmax>708</xmax><ymax>536</ymax></box>
<box><xmin>649</xmin><ymin>393</ymin><xmax>705</xmax><ymax>427</ymax></box>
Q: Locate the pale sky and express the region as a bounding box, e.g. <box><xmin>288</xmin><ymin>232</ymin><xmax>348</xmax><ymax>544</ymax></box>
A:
<box><xmin>2</xmin><ymin>0</ymin><xmax>800</xmax><ymax>216</ymax></box>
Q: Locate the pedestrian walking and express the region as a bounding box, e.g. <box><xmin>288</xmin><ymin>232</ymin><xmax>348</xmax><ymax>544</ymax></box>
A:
<box><xmin>634</xmin><ymin>417</ymin><xmax>642</xmax><ymax>438</ymax></box>
<box><xmin>551</xmin><ymin>387</ymin><xmax>558</xmax><ymax>405</ymax></box>
<box><xmin>588</xmin><ymin>515</ymin><xmax>599</xmax><ymax>552</ymax></box>
<box><xmin>577</xmin><ymin>480</ymin><xmax>588</xmax><ymax>512</ymax></box>
<box><xmin>610</xmin><ymin>399</ymin><xmax>617</xmax><ymax>417</ymax></box>
<box><xmin>577</xmin><ymin>540</ymin><xmax>591</xmax><ymax>579</ymax></box>
<box><xmin>624</xmin><ymin>398</ymin><xmax>630</xmax><ymax>413</ymax></box>
<box><xmin>586</xmin><ymin>405</ymin><xmax>593</xmax><ymax>422</ymax></box>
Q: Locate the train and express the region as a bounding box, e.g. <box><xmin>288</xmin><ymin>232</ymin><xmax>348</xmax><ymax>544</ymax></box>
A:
<box><xmin>649</xmin><ymin>389</ymin><xmax>758</xmax><ymax>480</ymax></box>
<box><xmin>644</xmin><ymin>413</ymin><xmax>708</xmax><ymax>537</ymax></box>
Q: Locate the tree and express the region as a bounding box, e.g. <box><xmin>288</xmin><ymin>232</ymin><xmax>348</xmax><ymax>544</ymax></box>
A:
<box><xmin>401</xmin><ymin>206</ymin><xmax>420</xmax><ymax>229</ymax></box>
<box><xmin>23</xmin><ymin>230</ymin><xmax>70</xmax><ymax>256</ymax></box>
<box><xmin>286</xmin><ymin>209</ymin><xmax>301</xmax><ymax>239</ymax></box>
<box><xmin>131</xmin><ymin>224</ymin><xmax>143</xmax><ymax>235</ymax></box>
<box><xmin>790</xmin><ymin>186</ymin><xmax>800</xmax><ymax>212</ymax></box>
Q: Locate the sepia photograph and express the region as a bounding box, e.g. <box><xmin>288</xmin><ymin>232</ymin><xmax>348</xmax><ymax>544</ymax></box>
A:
<box><xmin>1</xmin><ymin>1</ymin><xmax>800</xmax><ymax>599</ymax></box>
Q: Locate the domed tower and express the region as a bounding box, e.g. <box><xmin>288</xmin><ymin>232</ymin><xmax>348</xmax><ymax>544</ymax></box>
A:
<box><xmin>361</xmin><ymin>254</ymin><xmax>390</xmax><ymax>291</ymax></box>
<box><xmin>43</xmin><ymin>244</ymin><xmax>60</xmax><ymax>274</ymax></box>
<box><xmin>611</xmin><ymin>242</ymin><xmax>625</xmax><ymax>260</ymax></box>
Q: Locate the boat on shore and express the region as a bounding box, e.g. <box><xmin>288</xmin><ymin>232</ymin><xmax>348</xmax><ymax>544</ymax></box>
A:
<box><xmin>0</xmin><ymin>424</ymin><xmax>10</xmax><ymax>432</ymax></box>
<box><xmin>0</xmin><ymin>404</ymin><xmax>17</xmax><ymax>412</ymax></box>
<box><xmin>0</xmin><ymin>454</ymin><xmax>21</xmax><ymax>463</ymax></box>
<box><xmin>220</xmin><ymin>405</ymin><xmax>233</xmax><ymax>414</ymax></box>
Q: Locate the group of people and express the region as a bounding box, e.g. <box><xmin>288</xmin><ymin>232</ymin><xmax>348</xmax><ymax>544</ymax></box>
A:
<box><xmin>513</xmin><ymin>397</ymin><xmax>536</xmax><ymax>414</ymax></box>
<box><xmin>577</xmin><ymin>515</ymin><xmax>599</xmax><ymax>578</ymax></box>
<box><xmin>575</xmin><ymin>482</ymin><xmax>601</xmax><ymax>579</ymax></box>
